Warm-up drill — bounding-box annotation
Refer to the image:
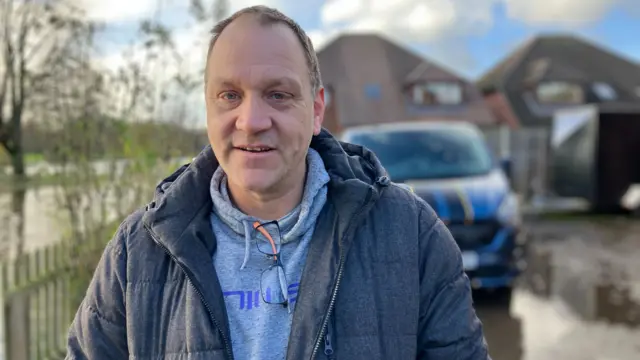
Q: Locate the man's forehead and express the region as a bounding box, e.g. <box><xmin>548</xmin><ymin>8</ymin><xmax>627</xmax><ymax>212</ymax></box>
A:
<box><xmin>210</xmin><ymin>66</ymin><xmax>303</xmax><ymax>88</ymax></box>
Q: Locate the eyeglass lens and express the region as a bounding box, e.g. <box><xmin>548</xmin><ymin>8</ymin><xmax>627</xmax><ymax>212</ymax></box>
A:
<box><xmin>253</xmin><ymin>221</ymin><xmax>281</xmax><ymax>256</ymax></box>
<box><xmin>261</xmin><ymin>265</ymin><xmax>288</xmax><ymax>304</ymax></box>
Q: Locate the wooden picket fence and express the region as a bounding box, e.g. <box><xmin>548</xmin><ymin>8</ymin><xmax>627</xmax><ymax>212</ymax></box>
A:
<box><xmin>0</xmin><ymin>228</ymin><xmax>112</xmax><ymax>360</ymax></box>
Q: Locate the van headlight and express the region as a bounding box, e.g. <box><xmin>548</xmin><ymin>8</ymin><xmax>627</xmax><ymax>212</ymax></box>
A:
<box><xmin>497</xmin><ymin>193</ymin><xmax>521</xmax><ymax>228</ymax></box>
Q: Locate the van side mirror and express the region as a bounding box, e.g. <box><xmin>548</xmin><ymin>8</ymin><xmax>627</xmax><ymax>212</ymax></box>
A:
<box><xmin>500</xmin><ymin>158</ymin><xmax>512</xmax><ymax>178</ymax></box>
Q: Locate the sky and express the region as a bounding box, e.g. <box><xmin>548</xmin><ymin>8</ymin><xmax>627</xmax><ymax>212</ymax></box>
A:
<box><xmin>82</xmin><ymin>0</ymin><xmax>640</xmax><ymax>78</ymax></box>
<box><xmin>75</xmin><ymin>0</ymin><xmax>640</xmax><ymax>125</ymax></box>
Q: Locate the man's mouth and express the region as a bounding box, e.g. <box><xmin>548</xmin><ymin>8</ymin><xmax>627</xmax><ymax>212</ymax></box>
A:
<box><xmin>236</xmin><ymin>146</ymin><xmax>274</xmax><ymax>153</ymax></box>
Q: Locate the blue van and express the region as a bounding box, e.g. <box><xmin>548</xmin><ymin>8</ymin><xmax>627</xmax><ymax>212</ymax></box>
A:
<box><xmin>341</xmin><ymin>121</ymin><xmax>525</xmax><ymax>301</ymax></box>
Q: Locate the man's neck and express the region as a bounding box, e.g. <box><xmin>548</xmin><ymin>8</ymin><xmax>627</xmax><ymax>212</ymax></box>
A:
<box><xmin>227</xmin><ymin>166</ymin><xmax>307</xmax><ymax>220</ymax></box>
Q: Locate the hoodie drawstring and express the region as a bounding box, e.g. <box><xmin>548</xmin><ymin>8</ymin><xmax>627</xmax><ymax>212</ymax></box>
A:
<box><xmin>240</xmin><ymin>220</ymin><xmax>253</xmax><ymax>270</ymax></box>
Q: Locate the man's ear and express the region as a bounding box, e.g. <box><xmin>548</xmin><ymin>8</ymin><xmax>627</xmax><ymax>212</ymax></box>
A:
<box><xmin>312</xmin><ymin>87</ymin><xmax>326</xmax><ymax>135</ymax></box>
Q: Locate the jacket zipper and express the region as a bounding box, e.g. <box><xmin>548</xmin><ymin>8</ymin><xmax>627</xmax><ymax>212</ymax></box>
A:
<box><xmin>144</xmin><ymin>225</ymin><xmax>235</xmax><ymax>360</ymax></box>
<box><xmin>324</xmin><ymin>327</ymin><xmax>335</xmax><ymax>360</ymax></box>
<box><xmin>310</xmin><ymin>188</ymin><xmax>376</xmax><ymax>360</ymax></box>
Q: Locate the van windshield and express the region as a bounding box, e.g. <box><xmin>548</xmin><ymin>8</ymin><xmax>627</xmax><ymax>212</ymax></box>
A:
<box><xmin>346</xmin><ymin>127</ymin><xmax>494</xmax><ymax>181</ymax></box>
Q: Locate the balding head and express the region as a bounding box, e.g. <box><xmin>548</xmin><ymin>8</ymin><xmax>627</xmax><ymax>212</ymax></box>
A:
<box><xmin>205</xmin><ymin>6</ymin><xmax>322</xmax><ymax>95</ymax></box>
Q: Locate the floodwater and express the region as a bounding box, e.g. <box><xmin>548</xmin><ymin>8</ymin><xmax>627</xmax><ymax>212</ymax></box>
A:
<box><xmin>478</xmin><ymin>216</ymin><xmax>640</xmax><ymax>360</ymax></box>
<box><xmin>0</xmin><ymin>158</ymin><xmax>189</xmax><ymax>258</ymax></box>
<box><xmin>0</xmin><ymin>184</ymin><xmax>144</xmax><ymax>259</ymax></box>
<box><xmin>0</xmin><ymin>187</ymin><xmax>68</xmax><ymax>253</ymax></box>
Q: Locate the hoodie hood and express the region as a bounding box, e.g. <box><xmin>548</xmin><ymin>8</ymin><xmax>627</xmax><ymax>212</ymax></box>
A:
<box><xmin>209</xmin><ymin>147</ymin><xmax>329</xmax><ymax>242</ymax></box>
<box><xmin>209</xmin><ymin>147</ymin><xmax>330</xmax><ymax>270</ymax></box>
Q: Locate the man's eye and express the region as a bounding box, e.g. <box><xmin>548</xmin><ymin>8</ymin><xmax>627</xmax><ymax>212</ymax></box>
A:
<box><xmin>269</xmin><ymin>92</ymin><xmax>288</xmax><ymax>100</ymax></box>
<box><xmin>219</xmin><ymin>92</ymin><xmax>239</xmax><ymax>100</ymax></box>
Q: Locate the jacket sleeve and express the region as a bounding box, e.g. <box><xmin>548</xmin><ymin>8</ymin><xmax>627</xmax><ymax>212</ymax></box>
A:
<box><xmin>416</xmin><ymin>201</ymin><xmax>490</xmax><ymax>360</ymax></box>
<box><xmin>66</xmin><ymin>222</ymin><xmax>129</xmax><ymax>359</ymax></box>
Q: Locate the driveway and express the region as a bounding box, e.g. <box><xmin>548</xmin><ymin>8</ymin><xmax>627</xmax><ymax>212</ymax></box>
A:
<box><xmin>477</xmin><ymin>215</ymin><xmax>640</xmax><ymax>360</ymax></box>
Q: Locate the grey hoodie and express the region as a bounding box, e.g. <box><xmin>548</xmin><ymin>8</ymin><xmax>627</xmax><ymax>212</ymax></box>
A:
<box><xmin>209</xmin><ymin>148</ymin><xmax>330</xmax><ymax>360</ymax></box>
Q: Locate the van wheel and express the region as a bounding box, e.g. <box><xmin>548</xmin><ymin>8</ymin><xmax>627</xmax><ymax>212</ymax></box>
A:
<box><xmin>494</xmin><ymin>287</ymin><xmax>513</xmax><ymax>308</ymax></box>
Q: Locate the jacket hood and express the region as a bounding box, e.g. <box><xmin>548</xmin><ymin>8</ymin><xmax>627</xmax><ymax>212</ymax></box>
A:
<box><xmin>142</xmin><ymin>128</ymin><xmax>391</xmax><ymax>255</ymax></box>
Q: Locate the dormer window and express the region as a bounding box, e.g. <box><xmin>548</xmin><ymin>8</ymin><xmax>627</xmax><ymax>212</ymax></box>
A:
<box><xmin>535</xmin><ymin>81</ymin><xmax>584</xmax><ymax>104</ymax></box>
<box><xmin>409</xmin><ymin>82</ymin><xmax>463</xmax><ymax>105</ymax></box>
<box><xmin>592</xmin><ymin>82</ymin><xmax>617</xmax><ymax>101</ymax></box>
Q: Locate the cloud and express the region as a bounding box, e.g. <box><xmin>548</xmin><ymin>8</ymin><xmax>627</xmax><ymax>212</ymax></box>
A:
<box><xmin>422</xmin><ymin>42</ymin><xmax>478</xmax><ymax>78</ymax></box>
<box><xmin>76</xmin><ymin>0</ymin><xmax>161</xmax><ymax>22</ymax></box>
<box><xmin>307</xmin><ymin>29</ymin><xmax>341</xmax><ymax>50</ymax></box>
<box><xmin>321</xmin><ymin>0</ymin><xmax>366</xmax><ymax>24</ymax></box>
<box><xmin>319</xmin><ymin>0</ymin><xmax>497</xmax><ymax>43</ymax></box>
<box><xmin>503</xmin><ymin>0</ymin><xmax>636</xmax><ymax>25</ymax></box>
<box><xmin>228</xmin><ymin>0</ymin><xmax>287</xmax><ymax>13</ymax></box>
<box><xmin>79</xmin><ymin>0</ymin><xmax>287</xmax><ymax>24</ymax></box>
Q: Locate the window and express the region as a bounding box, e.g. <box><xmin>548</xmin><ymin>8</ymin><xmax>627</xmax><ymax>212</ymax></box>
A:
<box><xmin>592</xmin><ymin>82</ymin><xmax>617</xmax><ymax>101</ymax></box>
<box><xmin>409</xmin><ymin>82</ymin><xmax>463</xmax><ymax>105</ymax></box>
<box><xmin>364</xmin><ymin>84</ymin><xmax>381</xmax><ymax>100</ymax></box>
<box><xmin>344</xmin><ymin>127</ymin><xmax>493</xmax><ymax>181</ymax></box>
<box><xmin>536</xmin><ymin>81</ymin><xmax>584</xmax><ymax>104</ymax></box>
<box><xmin>525</xmin><ymin>58</ymin><xmax>550</xmax><ymax>83</ymax></box>
<box><xmin>324</xmin><ymin>87</ymin><xmax>332</xmax><ymax>107</ymax></box>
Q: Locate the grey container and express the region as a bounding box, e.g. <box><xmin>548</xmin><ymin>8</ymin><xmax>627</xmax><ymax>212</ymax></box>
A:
<box><xmin>549</xmin><ymin>103</ymin><xmax>640</xmax><ymax>212</ymax></box>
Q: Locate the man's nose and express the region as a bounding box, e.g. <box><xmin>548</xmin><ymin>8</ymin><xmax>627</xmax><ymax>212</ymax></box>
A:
<box><xmin>235</xmin><ymin>95</ymin><xmax>272</xmax><ymax>133</ymax></box>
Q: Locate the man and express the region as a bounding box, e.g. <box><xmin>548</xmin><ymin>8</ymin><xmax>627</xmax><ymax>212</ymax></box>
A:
<box><xmin>66</xmin><ymin>5</ymin><xmax>490</xmax><ymax>360</ymax></box>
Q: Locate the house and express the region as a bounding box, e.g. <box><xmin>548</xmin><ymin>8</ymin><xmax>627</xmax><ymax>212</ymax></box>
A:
<box><xmin>316</xmin><ymin>33</ymin><xmax>497</xmax><ymax>135</ymax></box>
<box><xmin>477</xmin><ymin>34</ymin><xmax>640</xmax><ymax>130</ymax></box>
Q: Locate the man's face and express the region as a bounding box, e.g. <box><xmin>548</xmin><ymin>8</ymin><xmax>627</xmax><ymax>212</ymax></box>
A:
<box><xmin>205</xmin><ymin>15</ymin><xmax>324</xmax><ymax>196</ymax></box>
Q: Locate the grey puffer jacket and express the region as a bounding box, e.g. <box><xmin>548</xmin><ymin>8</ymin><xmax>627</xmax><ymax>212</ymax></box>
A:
<box><xmin>66</xmin><ymin>129</ymin><xmax>490</xmax><ymax>360</ymax></box>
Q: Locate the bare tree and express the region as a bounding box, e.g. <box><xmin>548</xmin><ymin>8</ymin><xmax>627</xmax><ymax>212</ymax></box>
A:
<box><xmin>190</xmin><ymin>0</ymin><xmax>228</xmax><ymax>24</ymax></box>
<box><xmin>0</xmin><ymin>0</ymin><xmax>77</xmax><ymax>179</ymax></box>
<box><xmin>44</xmin><ymin>0</ymin><xmax>217</xmax><ymax>251</ymax></box>
<box><xmin>0</xmin><ymin>0</ymin><xmax>91</xmax><ymax>260</ymax></box>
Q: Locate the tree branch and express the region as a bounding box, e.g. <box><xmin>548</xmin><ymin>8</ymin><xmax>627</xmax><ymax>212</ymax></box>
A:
<box><xmin>0</xmin><ymin>0</ymin><xmax>15</xmax><ymax>138</ymax></box>
<box><xmin>25</xmin><ymin>30</ymin><xmax>55</xmax><ymax>64</ymax></box>
<box><xmin>14</xmin><ymin>0</ymin><xmax>32</xmax><ymax>112</ymax></box>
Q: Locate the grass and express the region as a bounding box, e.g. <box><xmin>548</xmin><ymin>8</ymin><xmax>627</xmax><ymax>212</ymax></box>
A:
<box><xmin>25</xmin><ymin>153</ymin><xmax>45</xmax><ymax>164</ymax></box>
<box><xmin>0</xmin><ymin>152</ymin><xmax>46</xmax><ymax>167</ymax></box>
<box><xmin>0</xmin><ymin>173</ymin><xmax>66</xmax><ymax>193</ymax></box>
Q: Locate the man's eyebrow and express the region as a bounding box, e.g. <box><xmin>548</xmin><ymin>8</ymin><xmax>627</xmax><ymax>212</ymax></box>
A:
<box><xmin>207</xmin><ymin>75</ymin><xmax>304</xmax><ymax>92</ymax></box>
<box><xmin>208</xmin><ymin>77</ymin><xmax>238</xmax><ymax>87</ymax></box>
<box><xmin>263</xmin><ymin>77</ymin><xmax>302</xmax><ymax>90</ymax></box>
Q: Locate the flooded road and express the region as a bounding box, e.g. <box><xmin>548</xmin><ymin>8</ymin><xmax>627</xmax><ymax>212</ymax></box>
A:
<box><xmin>477</xmin><ymin>216</ymin><xmax>640</xmax><ymax>360</ymax></box>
